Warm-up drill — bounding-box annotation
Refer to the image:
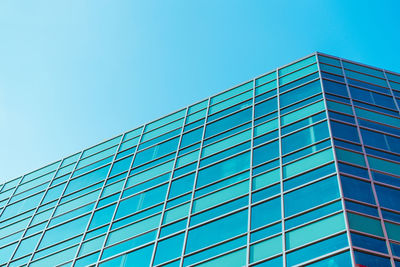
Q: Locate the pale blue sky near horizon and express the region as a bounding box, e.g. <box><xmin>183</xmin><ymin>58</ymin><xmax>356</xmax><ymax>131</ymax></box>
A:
<box><xmin>1</xmin><ymin>1</ymin><xmax>400</xmax><ymax>183</ymax></box>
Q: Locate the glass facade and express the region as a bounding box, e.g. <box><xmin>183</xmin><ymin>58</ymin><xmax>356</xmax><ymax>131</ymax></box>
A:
<box><xmin>0</xmin><ymin>52</ymin><xmax>398</xmax><ymax>267</ymax></box>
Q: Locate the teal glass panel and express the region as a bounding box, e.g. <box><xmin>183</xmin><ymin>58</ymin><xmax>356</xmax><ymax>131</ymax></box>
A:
<box><xmin>200</xmin><ymin>141</ymin><xmax>250</xmax><ymax>168</ymax></box>
<box><xmin>251</xmin><ymin>197</ymin><xmax>281</xmax><ymax>230</ymax></box>
<box><xmin>39</xmin><ymin>214</ymin><xmax>90</xmax><ymax>249</ymax></box>
<box><xmin>13</xmin><ymin>233</ymin><xmax>41</xmax><ymax>259</ymax></box>
<box><xmin>285</xmin><ymin>176</ymin><xmax>340</xmax><ymax>217</ymax></box>
<box><xmin>188</xmin><ymin>100</ymin><xmax>208</xmax><ymax>114</ymax></box>
<box><xmin>282</xmin><ymin>121</ymin><xmax>329</xmax><ymax>155</ymax></box>
<box><xmin>183</xmin><ymin>235</ymin><xmax>246</xmax><ymax>266</ymax></box>
<box><xmin>102</xmin><ymin>230</ymin><xmax>156</xmax><ymax>260</ymax></box>
<box><xmin>253</xmin><ymin>140</ymin><xmax>279</xmax><ymax>166</ymax></box>
<box><xmin>115</xmin><ymin>184</ymin><xmax>167</xmax><ymax>219</ymax></box>
<box><xmin>279</xmin><ymin>55</ymin><xmax>316</xmax><ymax>76</ymax></box>
<box><xmin>169</xmin><ymin>173</ymin><xmax>195</xmax><ymax>199</ymax></box>
<box><xmin>133</xmin><ymin>137</ymin><xmax>179</xmax><ymax>167</ymax></box>
<box><xmin>163</xmin><ymin>202</ymin><xmax>190</xmax><ymax>224</ymax></box>
<box><xmin>82</xmin><ymin>136</ymin><xmax>121</xmax><ymax>159</ymax></box>
<box><xmin>180</xmin><ymin>127</ymin><xmax>203</xmax><ymax>148</ymax></box>
<box><xmin>185</xmin><ymin>209</ymin><xmax>247</xmax><ymax>253</ymax></box>
<box><xmin>123</xmin><ymin>127</ymin><xmax>143</xmax><ymax>141</ymax></box>
<box><xmin>67</xmin><ymin>165</ymin><xmax>110</xmax><ymax>194</ymax></box>
<box><xmin>100</xmin><ymin>244</ymin><xmax>154</xmax><ymax>267</ymax></box>
<box><xmin>196</xmin><ymin>152</ymin><xmax>250</xmax><ymax>188</ymax></box>
<box><xmin>385</xmin><ymin>221</ymin><xmax>400</xmax><ymax>242</ymax></box>
<box><xmin>286</xmin><ymin>200</ymin><xmax>342</xmax><ymax>230</ymax></box>
<box><xmin>211</xmin><ymin>81</ymin><xmax>253</xmax><ymax>105</ymax></box>
<box><xmin>256</xmin><ymin>71</ymin><xmax>275</xmax><ymax>86</ymax></box>
<box><xmin>279</xmin><ymin>64</ymin><xmax>318</xmax><ymax>86</ymax></box>
<box><xmin>108</xmin><ymin>213</ymin><xmax>161</xmax><ymax>246</ymax></box>
<box><xmin>196</xmin><ymin>170</ymin><xmax>248</xmax><ymax>197</ymax></box>
<box><xmin>209</xmin><ymin>90</ymin><xmax>252</xmax><ymax>115</ymax></box>
<box><xmin>127</xmin><ymin>160</ymin><xmax>174</xmax><ymax>186</ymax></box>
<box><xmin>280</xmin><ymin>80</ymin><xmax>321</xmax><ymax>108</ymax></box>
<box><xmin>250</xmin><ymin>222</ymin><xmax>281</xmax><ymax>243</ymax></box>
<box><xmin>281</xmin><ymin>101</ymin><xmax>325</xmax><ymax>126</ymax></box>
<box><xmin>252</xmin><ymin>168</ymin><xmax>280</xmax><ymax>191</ymax></box>
<box><xmin>286</xmin><ymin>233</ymin><xmax>348</xmax><ymax>266</ymax></box>
<box><xmin>307</xmin><ymin>251</ymin><xmax>352</xmax><ymax>267</ymax></box>
<box><xmin>145</xmin><ymin>109</ymin><xmax>185</xmax><ymax>133</ymax></box>
<box><xmin>193</xmin><ymin>180</ymin><xmax>248</xmax><ymax>213</ymax></box>
<box><xmin>160</xmin><ymin>218</ymin><xmax>187</xmax><ymax>238</ymax></box>
<box><xmin>30</xmin><ymin>245</ymin><xmax>79</xmax><ymax>267</ymax></box>
<box><xmin>89</xmin><ymin>204</ymin><xmax>116</xmax><ymax>230</ymax></box>
<box><xmin>283</xmin><ymin>148</ymin><xmax>333</xmax><ymax>179</ymax></box>
<box><xmin>255</xmin><ymin>97</ymin><xmax>277</xmax><ymax>119</ymax></box>
<box><xmin>154</xmin><ymin>233</ymin><xmax>185</xmax><ymax>265</ymax></box>
<box><xmin>286</xmin><ymin>213</ymin><xmax>345</xmax><ymax>249</ymax></box>
<box><xmin>109</xmin><ymin>156</ymin><xmax>133</xmax><ymax>177</ymax></box>
<box><xmin>75</xmin><ymin>252</ymin><xmax>100</xmax><ymax>267</ymax></box>
<box><xmin>204</xmin><ymin>108</ymin><xmax>252</xmax><ymax>138</ymax></box>
<box><xmin>347</xmin><ymin>212</ymin><xmax>383</xmax><ymax>237</ymax></box>
<box><xmin>79</xmin><ymin>234</ymin><xmax>105</xmax><ymax>256</ymax></box>
<box><xmin>191</xmin><ymin>196</ymin><xmax>248</xmax><ymax>226</ymax></box>
<box><xmin>250</xmin><ymin>235</ymin><xmax>282</xmax><ymax>263</ymax></box>
<box><xmin>202</xmin><ymin>129</ymin><xmax>250</xmax><ymax>158</ymax></box>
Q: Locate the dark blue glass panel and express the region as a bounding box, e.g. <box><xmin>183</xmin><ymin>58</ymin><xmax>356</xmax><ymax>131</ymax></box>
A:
<box><xmin>321</xmin><ymin>72</ymin><xmax>345</xmax><ymax>83</ymax></box>
<box><xmin>351</xmin><ymin>233</ymin><xmax>388</xmax><ymax>254</ymax></box>
<box><xmin>337</xmin><ymin>162</ymin><xmax>369</xmax><ymax>178</ymax></box>
<box><xmin>353</xmin><ymin>250</ymin><xmax>391</xmax><ymax>267</ymax></box>
<box><xmin>345</xmin><ymin>200</ymin><xmax>379</xmax><ymax>217</ymax></box>
<box><xmin>334</xmin><ymin>139</ymin><xmax>362</xmax><ymax>152</ymax></box>
<box><xmin>348</xmin><ymin>78</ymin><xmax>389</xmax><ymax>94</ymax></box>
<box><xmin>376</xmin><ymin>185</ymin><xmax>400</xmax><ymax>212</ymax></box>
<box><xmin>307</xmin><ymin>251</ymin><xmax>352</xmax><ymax>267</ymax></box>
<box><xmin>365</xmin><ymin>147</ymin><xmax>400</xmax><ymax>162</ymax></box>
<box><xmin>372</xmin><ymin>171</ymin><xmax>400</xmax><ymax>188</ymax></box>
<box><xmin>358</xmin><ymin>119</ymin><xmax>400</xmax><ymax>136</ymax></box>
<box><xmin>330</xmin><ymin>121</ymin><xmax>360</xmax><ymax>143</ymax></box>
<box><xmin>340</xmin><ymin>176</ymin><xmax>375</xmax><ymax>204</ymax></box>
<box><xmin>361</xmin><ymin>128</ymin><xmax>400</xmax><ymax>154</ymax></box>
<box><xmin>322</xmin><ymin>79</ymin><xmax>348</xmax><ymax>97</ymax></box>
<box><xmin>329</xmin><ymin>111</ymin><xmax>356</xmax><ymax>124</ymax></box>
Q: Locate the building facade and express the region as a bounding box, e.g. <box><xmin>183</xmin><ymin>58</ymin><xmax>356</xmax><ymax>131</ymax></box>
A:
<box><xmin>0</xmin><ymin>52</ymin><xmax>399</xmax><ymax>267</ymax></box>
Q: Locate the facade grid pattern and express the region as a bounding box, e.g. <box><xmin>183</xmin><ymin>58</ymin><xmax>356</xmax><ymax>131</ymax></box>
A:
<box><xmin>0</xmin><ymin>52</ymin><xmax>399</xmax><ymax>267</ymax></box>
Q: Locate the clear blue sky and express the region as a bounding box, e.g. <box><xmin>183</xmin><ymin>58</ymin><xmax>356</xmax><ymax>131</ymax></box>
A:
<box><xmin>1</xmin><ymin>1</ymin><xmax>399</xmax><ymax>183</ymax></box>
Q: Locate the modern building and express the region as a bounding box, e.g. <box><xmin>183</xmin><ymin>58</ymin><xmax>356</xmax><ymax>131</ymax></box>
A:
<box><xmin>0</xmin><ymin>52</ymin><xmax>399</xmax><ymax>267</ymax></box>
